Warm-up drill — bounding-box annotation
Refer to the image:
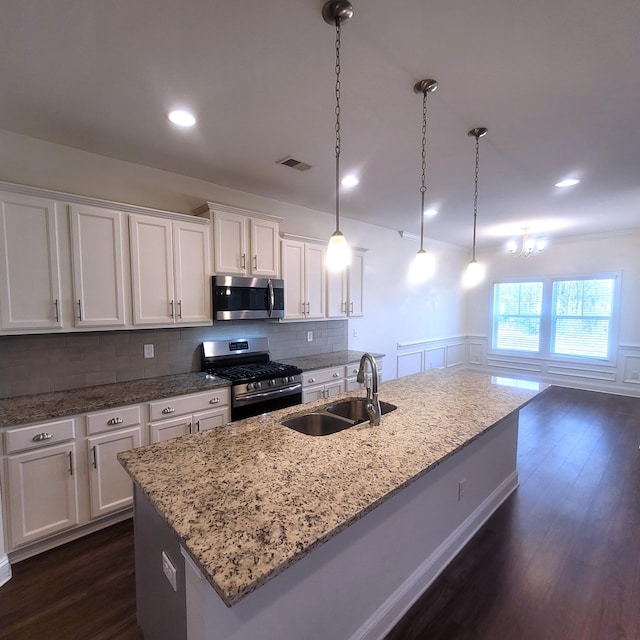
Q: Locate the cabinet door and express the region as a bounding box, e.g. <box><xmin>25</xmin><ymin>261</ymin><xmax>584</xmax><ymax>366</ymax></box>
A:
<box><xmin>250</xmin><ymin>218</ymin><xmax>279</xmax><ymax>277</ymax></box>
<box><xmin>326</xmin><ymin>269</ymin><xmax>347</xmax><ymax>318</ymax></box>
<box><xmin>193</xmin><ymin>407</ymin><xmax>229</xmax><ymax>432</ymax></box>
<box><xmin>7</xmin><ymin>442</ymin><xmax>79</xmax><ymax>548</ymax></box>
<box><xmin>149</xmin><ymin>416</ymin><xmax>192</xmax><ymax>443</ymax></box>
<box><xmin>325</xmin><ymin>380</ymin><xmax>344</xmax><ymax>399</ymax></box>
<box><xmin>173</xmin><ymin>220</ymin><xmax>211</xmax><ymax>324</ymax></box>
<box><xmin>348</xmin><ymin>252</ymin><xmax>365</xmax><ymax>317</ymax></box>
<box><xmin>213</xmin><ymin>211</ymin><xmax>247</xmax><ymax>274</ymax></box>
<box><xmin>130</xmin><ymin>215</ymin><xmax>175</xmax><ymax>325</ymax></box>
<box><xmin>302</xmin><ymin>386</ymin><xmax>326</xmax><ymax>403</ymax></box>
<box><xmin>0</xmin><ymin>192</ymin><xmax>63</xmax><ymax>330</ymax></box>
<box><xmin>304</xmin><ymin>243</ymin><xmax>326</xmax><ymax>319</ymax></box>
<box><xmin>281</xmin><ymin>239</ymin><xmax>305</xmax><ymax>320</ymax></box>
<box><xmin>70</xmin><ymin>204</ymin><xmax>128</xmax><ymax>327</ymax></box>
<box><xmin>87</xmin><ymin>426</ymin><xmax>142</xmax><ymax>519</ymax></box>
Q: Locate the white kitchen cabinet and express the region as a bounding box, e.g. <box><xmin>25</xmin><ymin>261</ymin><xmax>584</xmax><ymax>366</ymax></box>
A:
<box><xmin>281</xmin><ymin>239</ymin><xmax>325</xmax><ymax>320</ymax></box>
<box><xmin>85</xmin><ymin>404</ymin><xmax>143</xmax><ymax>520</ymax></box>
<box><xmin>69</xmin><ymin>204</ymin><xmax>129</xmax><ymax>328</ymax></box>
<box><xmin>129</xmin><ymin>214</ymin><xmax>211</xmax><ymax>326</ymax></box>
<box><xmin>199</xmin><ymin>207</ymin><xmax>280</xmax><ymax>277</ymax></box>
<box><xmin>4</xmin><ymin>418</ymin><xmax>79</xmax><ymax>549</ymax></box>
<box><xmin>326</xmin><ymin>251</ymin><xmax>365</xmax><ymax>318</ymax></box>
<box><xmin>0</xmin><ymin>191</ymin><xmax>64</xmax><ymax>331</ymax></box>
<box><xmin>301</xmin><ymin>366</ymin><xmax>344</xmax><ymax>403</ymax></box>
<box><xmin>148</xmin><ymin>388</ymin><xmax>230</xmax><ymax>443</ymax></box>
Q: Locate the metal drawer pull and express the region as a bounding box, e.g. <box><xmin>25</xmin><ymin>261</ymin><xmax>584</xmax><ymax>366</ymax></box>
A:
<box><xmin>54</xmin><ymin>299</ymin><xmax>60</xmax><ymax>322</ymax></box>
<box><xmin>308</xmin><ymin>377</ymin><xmax>316</xmax><ymax>383</ymax></box>
<box><xmin>333</xmin><ymin>372</ymin><xmax>340</xmax><ymax>378</ymax></box>
<box><xmin>177</xmin><ymin>300</ymin><xmax>182</xmax><ymax>319</ymax></box>
<box><xmin>107</xmin><ymin>417</ymin><xmax>124</xmax><ymax>425</ymax></box>
<box><xmin>32</xmin><ymin>432</ymin><xmax>53</xmax><ymax>442</ymax></box>
<box><xmin>209</xmin><ymin>397</ymin><xmax>220</xmax><ymax>404</ymax></box>
<box><xmin>162</xmin><ymin>407</ymin><xmax>175</xmax><ymax>414</ymax></box>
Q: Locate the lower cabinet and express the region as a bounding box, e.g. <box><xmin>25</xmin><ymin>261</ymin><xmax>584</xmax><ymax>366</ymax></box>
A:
<box><xmin>301</xmin><ymin>366</ymin><xmax>344</xmax><ymax>403</ymax></box>
<box><xmin>344</xmin><ymin>357</ymin><xmax>384</xmax><ymax>392</ymax></box>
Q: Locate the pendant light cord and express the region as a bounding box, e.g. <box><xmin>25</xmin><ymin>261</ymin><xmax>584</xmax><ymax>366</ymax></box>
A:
<box><xmin>419</xmin><ymin>89</ymin><xmax>428</xmax><ymax>252</ymax></box>
<box><xmin>334</xmin><ymin>17</ymin><xmax>342</xmax><ymax>234</ymax></box>
<box><xmin>472</xmin><ymin>133</ymin><xmax>480</xmax><ymax>262</ymax></box>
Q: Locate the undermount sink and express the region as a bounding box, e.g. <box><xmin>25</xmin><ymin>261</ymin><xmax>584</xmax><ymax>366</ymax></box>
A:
<box><xmin>280</xmin><ymin>412</ymin><xmax>355</xmax><ymax>436</ymax></box>
<box><xmin>280</xmin><ymin>397</ymin><xmax>398</xmax><ymax>436</ymax></box>
<box><xmin>326</xmin><ymin>398</ymin><xmax>397</xmax><ymax>422</ymax></box>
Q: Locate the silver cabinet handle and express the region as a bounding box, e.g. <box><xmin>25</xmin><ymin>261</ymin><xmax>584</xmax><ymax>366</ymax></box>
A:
<box><xmin>177</xmin><ymin>300</ymin><xmax>182</xmax><ymax>319</ymax></box>
<box><xmin>33</xmin><ymin>432</ymin><xmax>53</xmax><ymax>442</ymax></box>
<box><xmin>342</xmin><ymin>301</ymin><xmax>347</xmax><ymax>313</ymax></box>
<box><xmin>241</xmin><ymin>253</ymin><xmax>246</xmax><ymax>270</ymax></box>
<box><xmin>107</xmin><ymin>417</ymin><xmax>123</xmax><ymax>425</ymax></box>
<box><xmin>170</xmin><ymin>300</ymin><xmax>175</xmax><ymax>318</ymax></box>
<box><xmin>91</xmin><ymin>445</ymin><xmax>97</xmax><ymax>469</ymax></box>
<box><xmin>306</xmin><ymin>301</ymin><xmax>310</xmax><ymax>313</ymax></box>
<box><xmin>54</xmin><ymin>299</ymin><xmax>60</xmax><ymax>322</ymax></box>
<box><xmin>77</xmin><ymin>299</ymin><xmax>83</xmax><ymax>320</ymax></box>
<box><xmin>308</xmin><ymin>377</ymin><xmax>316</xmax><ymax>383</ymax></box>
<box><xmin>68</xmin><ymin>451</ymin><xmax>74</xmax><ymax>476</ymax></box>
<box><xmin>209</xmin><ymin>397</ymin><xmax>220</xmax><ymax>405</ymax></box>
<box><xmin>253</xmin><ymin>255</ymin><xmax>258</xmax><ymax>269</ymax></box>
<box><xmin>195</xmin><ymin>421</ymin><xmax>200</xmax><ymax>433</ymax></box>
<box><xmin>162</xmin><ymin>407</ymin><xmax>175</xmax><ymax>414</ymax></box>
<box><xmin>333</xmin><ymin>372</ymin><xmax>340</xmax><ymax>378</ymax></box>
<box><xmin>350</xmin><ymin>301</ymin><xmax>354</xmax><ymax>313</ymax></box>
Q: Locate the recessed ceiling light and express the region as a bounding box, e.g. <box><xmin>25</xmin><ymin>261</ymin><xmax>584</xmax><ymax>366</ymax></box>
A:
<box><xmin>424</xmin><ymin>208</ymin><xmax>438</xmax><ymax>217</ymax></box>
<box><xmin>341</xmin><ymin>175</ymin><xmax>359</xmax><ymax>188</ymax></box>
<box><xmin>167</xmin><ymin>110</ymin><xmax>196</xmax><ymax>127</ymax></box>
<box><xmin>555</xmin><ymin>178</ymin><xmax>580</xmax><ymax>188</ymax></box>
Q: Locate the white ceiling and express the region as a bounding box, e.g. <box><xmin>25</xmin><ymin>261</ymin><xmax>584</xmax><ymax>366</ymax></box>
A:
<box><xmin>1</xmin><ymin>0</ymin><xmax>639</xmax><ymax>249</ymax></box>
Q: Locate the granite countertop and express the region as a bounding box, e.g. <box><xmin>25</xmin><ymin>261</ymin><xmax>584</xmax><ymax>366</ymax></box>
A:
<box><xmin>279</xmin><ymin>350</ymin><xmax>385</xmax><ymax>371</ymax></box>
<box><xmin>0</xmin><ymin>372</ymin><xmax>230</xmax><ymax>428</ymax></box>
<box><xmin>118</xmin><ymin>369</ymin><xmax>546</xmax><ymax>607</ymax></box>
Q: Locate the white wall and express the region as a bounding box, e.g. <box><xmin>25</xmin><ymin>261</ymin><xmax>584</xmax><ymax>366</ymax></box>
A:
<box><xmin>465</xmin><ymin>230</ymin><xmax>640</xmax><ymax>395</ymax></box>
<box><xmin>0</xmin><ymin>129</ymin><xmax>468</xmax><ymax>380</ymax></box>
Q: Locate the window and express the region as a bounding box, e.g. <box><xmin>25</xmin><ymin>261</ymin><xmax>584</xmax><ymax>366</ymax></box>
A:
<box><xmin>493</xmin><ymin>281</ymin><xmax>543</xmax><ymax>352</ymax></box>
<box><xmin>551</xmin><ymin>278</ymin><xmax>615</xmax><ymax>358</ymax></box>
<box><xmin>492</xmin><ymin>275</ymin><xmax>618</xmax><ymax>361</ymax></box>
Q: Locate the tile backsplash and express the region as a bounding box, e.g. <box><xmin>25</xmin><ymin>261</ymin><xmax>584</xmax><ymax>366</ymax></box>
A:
<box><xmin>0</xmin><ymin>320</ymin><xmax>347</xmax><ymax>398</ymax></box>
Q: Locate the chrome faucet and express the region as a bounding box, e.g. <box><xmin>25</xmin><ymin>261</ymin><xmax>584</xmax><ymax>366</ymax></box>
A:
<box><xmin>357</xmin><ymin>353</ymin><xmax>381</xmax><ymax>426</ymax></box>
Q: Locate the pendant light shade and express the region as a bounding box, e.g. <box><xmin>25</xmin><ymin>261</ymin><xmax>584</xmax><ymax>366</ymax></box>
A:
<box><xmin>463</xmin><ymin>127</ymin><xmax>488</xmax><ymax>288</ymax></box>
<box><xmin>408</xmin><ymin>78</ymin><xmax>437</xmax><ymax>284</ymax></box>
<box><xmin>324</xmin><ymin>0</ymin><xmax>353</xmax><ymax>272</ymax></box>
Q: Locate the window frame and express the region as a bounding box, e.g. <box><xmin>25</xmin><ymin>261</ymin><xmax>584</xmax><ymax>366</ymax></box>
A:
<box><xmin>489</xmin><ymin>272</ymin><xmax>620</xmax><ymax>365</ymax></box>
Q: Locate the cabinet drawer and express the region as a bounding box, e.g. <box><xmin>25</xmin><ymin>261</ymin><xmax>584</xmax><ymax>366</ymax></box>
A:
<box><xmin>5</xmin><ymin>418</ymin><xmax>75</xmax><ymax>454</ymax></box>
<box><xmin>149</xmin><ymin>388</ymin><xmax>230</xmax><ymax>422</ymax></box>
<box><xmin>345</xmin><ymin>358</ymin><xmax>384</xmax><ymax>378</ymax></box>
<box><xmin>303</xmin><ymin>367</ymin><xmax>344</xmax><ymax>387</ymax></box>
<box><xmin>86</xmin><ymin>405</ymin><xmax>142</xmax><ymax>435</ymax></box>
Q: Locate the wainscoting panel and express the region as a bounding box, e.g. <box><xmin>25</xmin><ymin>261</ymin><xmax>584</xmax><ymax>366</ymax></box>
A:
<box><xmin>445</xmin><ymin>343</ymin><xmax>465</xmax><ymax>368</ymax></box>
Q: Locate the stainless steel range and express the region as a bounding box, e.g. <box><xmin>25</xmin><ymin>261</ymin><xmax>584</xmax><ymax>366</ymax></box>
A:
<box><xmin>201</xmin><ymin>338</ymin><xmax>302</xmax><ymax>421</ymax></box>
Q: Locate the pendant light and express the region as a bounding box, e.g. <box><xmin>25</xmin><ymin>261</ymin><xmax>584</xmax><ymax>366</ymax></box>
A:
<box><xmin>409</xmin><ymin>78</ymin><xmax>438</xmax><ymax>283</ymax></box>
<box><xmin>462</xmin><ymin>127</ymin><xmax>488</xmax><ymax>287</ymax></box>
<box><xmin>323</xmin><ymin>0</ymin><xmax>353</xmax><ymax>272</ymax></box>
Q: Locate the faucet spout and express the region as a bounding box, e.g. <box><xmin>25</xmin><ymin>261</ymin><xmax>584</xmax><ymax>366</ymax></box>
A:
<box><xmin>357</xmin><ymin>353</ymin><xmax>381</xmax><ymax>426</ymax></box>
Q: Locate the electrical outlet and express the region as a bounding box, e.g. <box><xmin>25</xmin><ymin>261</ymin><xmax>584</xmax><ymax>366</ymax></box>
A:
<box><xmin>353</xmin><ymin>328</ymin><xmax>358</xmax><ymax>337</ymax></box>
<box><xmin>307</xmin><ymin>331</ymin><xmax>313</xmax><ymax>342</ymax></box>
<box><xmin>458</xmin><ymin>479</ymin><xmax>466</xmax><ymax>502</ymax></box>
<box><xmin>162</xmin><ymin>551</ymin><xmax>177</xmax><ymax>591</ymax></box>
<box><xmin>143</xmin><ymin>344</ymin><xmax>154</xmax><ymax>359</ymax></box>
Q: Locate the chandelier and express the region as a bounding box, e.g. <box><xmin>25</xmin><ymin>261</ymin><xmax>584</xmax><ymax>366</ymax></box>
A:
<box><xmin>507</xmin><ymin>228</ymin><xmax>546</xmax><ymax>257</ymax></box>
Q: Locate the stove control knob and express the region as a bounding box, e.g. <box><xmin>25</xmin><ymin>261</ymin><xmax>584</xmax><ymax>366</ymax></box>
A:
<box><xmin>246</xmin><ymin>382</ymin><xmax>254</xmax><ymax>391</ymax></box>
<box><xmin>254</xmin><ymin>381</ymin><xmax>262</xmax><ymax>390</ymax></box>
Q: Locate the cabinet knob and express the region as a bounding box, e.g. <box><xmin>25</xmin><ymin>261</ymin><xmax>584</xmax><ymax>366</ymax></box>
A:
<box><xmin>308</xmin><ymin>377</ymin><xmax>316</xmax><ymax>383</ymax></box>
<box><xmin>162</xmin><ymin>407</ymin><xmax>175</xmax><ymax>414</ymax></box>
<box><xmin>107</xmin><ymin>417</ymin><xmax>124</xmax><ymax>425</ymax></box>
<box><xmin>209</xmin><ymin>397</ymin><xmax>220</xmax><ymax>404</ymax></box>
<box><xmin>32</xmin><ymin>432</ymin><xmax>53</xmax><ymax>442</ymax></box>
<box><xmin>333</xmin><ymin>372</ymin><xmax>340</xmax><ymax>378</ymax></box>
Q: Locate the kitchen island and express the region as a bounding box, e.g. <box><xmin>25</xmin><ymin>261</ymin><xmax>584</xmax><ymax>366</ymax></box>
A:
<box><xmin>119</xmin><ymin>369</ymin><xmax>545</xmax><ymax>640</ymax></box>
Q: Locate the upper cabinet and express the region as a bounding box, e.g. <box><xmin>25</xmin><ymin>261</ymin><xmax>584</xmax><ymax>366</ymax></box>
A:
<box><xmin>69</xmin><ymin>204</ymin><xmax>128</xmax><ymax>328</ymax></box>
<box><xmin>193</xmin><ymin>203</ymin><xmax>281</xmax><ymax>277</ymax></box>
<box><xmin>129</xmin><ymin>215</ymin><xmax>211</xmax><ymax>326</ymax></box>
<box><xmin>0</xmin><ymin>191</ymin><xmax>64</xmax><ymax>330</ymax></box>
<box><xmin>281</xmin><ymin>238</ymin><xmax>326</xmax><ymax>320</ymax></box>
<box><xmin>326</xmin><ymin>250</ymin><xmax>365</xmax><ymax>318</ymax></box>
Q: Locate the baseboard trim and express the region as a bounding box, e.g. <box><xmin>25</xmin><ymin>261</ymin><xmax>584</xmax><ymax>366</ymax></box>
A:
<box><xmin>0</xmin><ymin>553</ymin><xmax>12</xmax><ymax>587</ymax></box>
<box><xmin>349</xmin><ymin>471</ymin><xmax>519</xmax><ymax>640</ymax></box>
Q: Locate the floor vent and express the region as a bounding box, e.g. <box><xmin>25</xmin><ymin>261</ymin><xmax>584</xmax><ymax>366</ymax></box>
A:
<box><xmin>277</xmin><ymin>156</ymin><xmax>312</xmax><ymax>171</ymax></box>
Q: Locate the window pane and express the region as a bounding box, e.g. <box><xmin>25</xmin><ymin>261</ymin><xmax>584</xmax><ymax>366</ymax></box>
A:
<box><xmin>552</xmin><ymin>278</ymin><xmax>615</xmax><ymax>359</ymax></box>
<box><xmin>493</xmin><ymin>282</ymin><xmax>543</xmax><ymax>352</ymax></box>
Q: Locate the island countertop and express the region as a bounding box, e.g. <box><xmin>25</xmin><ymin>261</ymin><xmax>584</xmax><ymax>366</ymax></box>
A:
<box><xmin>118</xmin><ymin>369</ymin><xmax>545</xmax><ymax>607</ymax></box>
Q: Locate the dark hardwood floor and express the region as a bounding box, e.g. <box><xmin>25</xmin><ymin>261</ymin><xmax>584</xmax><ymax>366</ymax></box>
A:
<box><xmin>1</xmin><ymin>386</ymin><xmax>638</xmax><ymax>640</ymax></box>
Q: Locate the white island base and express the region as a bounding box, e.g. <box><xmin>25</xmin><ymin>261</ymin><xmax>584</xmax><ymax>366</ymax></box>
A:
<box><xmin>167</xmin><ymin>412</ymin><xmax>519</xmax><ymax>640</ymax></box>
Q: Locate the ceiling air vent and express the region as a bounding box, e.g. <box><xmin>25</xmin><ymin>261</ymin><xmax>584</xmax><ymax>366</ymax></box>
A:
<box><xmin>277</xmin><ymin>156</ymin><xmax>312</xmax><ymax>171</ymax></box>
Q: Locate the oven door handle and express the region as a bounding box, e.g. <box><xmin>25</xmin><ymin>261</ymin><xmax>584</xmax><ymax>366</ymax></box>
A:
<box><xmin>236</xmin><ymin>383</ymin><xmax>302</xmax><ymax>401</ymax></box>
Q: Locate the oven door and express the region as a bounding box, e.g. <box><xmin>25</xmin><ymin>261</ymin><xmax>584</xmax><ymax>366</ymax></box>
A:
<box><xmin>212</xmin><ymin>275</ymin><xmax>285</xmax><ymax>320</ymax></box>
<box><xmin>232</xmin><ymin>383</ymin><xmax>302</xmax><ymax>421</ymax></box>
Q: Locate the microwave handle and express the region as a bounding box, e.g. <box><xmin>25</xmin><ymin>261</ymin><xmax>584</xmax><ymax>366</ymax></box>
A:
<box><xmin>267</xmin><ymin>279</ymin><xmax>274</xmax><ymax>318</ymax></box>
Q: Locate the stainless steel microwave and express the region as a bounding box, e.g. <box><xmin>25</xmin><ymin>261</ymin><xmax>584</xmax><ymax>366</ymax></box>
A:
<box><xmin>212</xmin><ymin>275</ymin><xmax>285</xmax><ymax>320</ymax></box>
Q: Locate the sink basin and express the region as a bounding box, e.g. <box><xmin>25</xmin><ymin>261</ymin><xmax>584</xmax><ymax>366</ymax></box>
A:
<box><xmin>326</xmin><ymin>398</ymin><xmax>397</xmax><ymax>423</ymax></box>
<box><xmin>280</xmin><ymin>412</ymin><xmax>355</xmax><ymax>436</ymax></box>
